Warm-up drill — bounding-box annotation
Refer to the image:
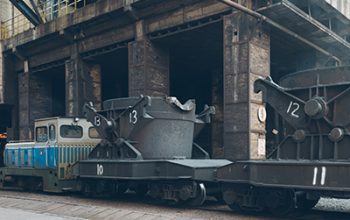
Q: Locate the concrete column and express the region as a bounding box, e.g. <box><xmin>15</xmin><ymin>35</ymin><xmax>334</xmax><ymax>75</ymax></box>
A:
<box><xmin>3</xmin><ymin>54</ymin><xmax>18</xmax><ymax>140</ymax></box>
<box><xmin>223</xmin><ymin>12</ymin><xmax>270</xmax><ymax>160</ymax></box>
<box><xmin>18</xmin><ymin>61</ymin><xmax>31</xmax><ymax>140</ymax></box>
<box><xmin>19</xmin><ymin>62</ymin><xmax>56</xmax><ymax>140</ymax></box>
<box><xmin>128</xmin><ymin>39</ymin><xmax>169</xmax><ymax>96</ymax></box>
<box><xmin>65</xmin><ymin>44</ymin><xmax>101</xmax><ymax>116</ymax></box>
<box><xmin>128</xmin><ymin>21</ymin><xmax>169</xmax><ymax>96</ymax></box>
<box><xmin>30</xmin><ymin>73</ymin><xmax>53</xmax><ymax>123</ymax></box>
<box><xmin>0</xmin><ymin>43</ymin><xmax>4</xmax><ymax>103</ymax></box>
<box><xmin>211</xmin><ymin>69</ymin><xmax>224</xmax><ymax>158</ymax></box>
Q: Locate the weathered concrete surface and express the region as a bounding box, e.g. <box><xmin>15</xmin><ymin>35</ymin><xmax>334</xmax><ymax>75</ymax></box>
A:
<box><xmin>0</xmin><ymin>43</ymin><xmax>3</xmax><ymax>103</ymax></box>
<box><xmin>2</xmin><ymin>0</ymin><xmax>230</xmax><ymax>71</ymax></box>
<box><xmin>0</xmin><ymin>207</ymin><xmax>83</xmax><ymax>220</ymax></box>
<box><xmin>1</xmin><ymin>190</ymin><xmax>350</xmax><ymax>220</ymax></box>
<box><xmin>223</xmin><ymin>12</ymin><xmax>270</xmax><ymax>160</ymax></box>
<box><xmin>128</xmin><ymin>38</ymin><xmax>169</xmax><ymax>96</ymax></box>
<box><xmin>211</xmin><ymin>69</ymin><xmax>224</xmax><ymax>158</ymax></box>
<box><xmin>65</xmin><ymin>44</ymin><xmax>101</xmax><ymax>117</ymax></box>
<box><xmin>0</xmin><ymin>190</ymin><xmax>278</xmax><ymax>220</ymax></box>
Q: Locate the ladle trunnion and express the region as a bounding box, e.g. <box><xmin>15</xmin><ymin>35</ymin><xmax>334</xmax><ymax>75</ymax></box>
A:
<box><xmin>217</xmin><ymin>66</ymin><xmax>350</xmax><ymax>215</ymax></box>
<box><xmin>75</xmin><ymin>95</ymin><xmax>231</xmax><ymax>205</ymax></box>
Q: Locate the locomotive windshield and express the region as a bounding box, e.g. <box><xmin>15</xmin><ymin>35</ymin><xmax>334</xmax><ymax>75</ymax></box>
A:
<box><xmin>60</xmin><ymin>125</ymin><xmax>83</xmax><ymax>138</ymax></box>
<box><xmin>36</xmin><ymin>126</ymin><xmax>48</xmax><ymax>142</ymax></box>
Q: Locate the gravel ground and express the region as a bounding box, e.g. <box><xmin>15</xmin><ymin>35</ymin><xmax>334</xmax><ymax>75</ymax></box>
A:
<box><xmin>0</xmin><ymin>207</ymin><xmax>84</xmax><ymax>220</ymax></box>
<box><xmin>0</xmin><ymin>190</ymin><xmax>278</xmax><ymax>220</ymax></box>
<box><xmin>316</xmin><ymin>198</ymin><xmax>350</xmax><ymax>213</ymax></box>
<box><xmin>1</xmin><ymin>190</ymin><xmax>350</xmax><ymax>220</ymax></box>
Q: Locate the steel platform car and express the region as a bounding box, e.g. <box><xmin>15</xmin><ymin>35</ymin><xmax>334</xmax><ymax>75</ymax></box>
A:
<box><xmin>217</xmin><ymin>160</ymin><xmax>350</xmax><ymax>193</ymax></box>
<box><xmin>75</xmin><ymin>159</ymin><xmax>231</xmax><ymax>181</ymax></box>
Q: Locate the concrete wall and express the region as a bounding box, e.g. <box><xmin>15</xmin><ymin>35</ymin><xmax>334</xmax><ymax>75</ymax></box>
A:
<box><xmin>0</xmin><ymin>0</ymin><xmax>13</xmax><ymax>22</ymax></box>
<box><xmin>326</xmin><ymin>0</ymin><xmax>350</xmax><ymax>18</ymax></box>
<box><xmin>0</xmin><ymin>43</ymin><xmax>3</xmax><ymax>103</ymax></box>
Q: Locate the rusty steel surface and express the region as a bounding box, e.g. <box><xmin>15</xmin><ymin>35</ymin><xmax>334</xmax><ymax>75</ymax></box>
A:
<box><xmin>0</xmin><ymin>190</ymin><xmax>349</xmax><ymax>219</ymax></box>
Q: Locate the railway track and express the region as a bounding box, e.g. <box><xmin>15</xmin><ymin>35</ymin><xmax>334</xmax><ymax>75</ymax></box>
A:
<box><xmin>0</xmin><ymin>189</ymin><xmax>349</xmax><ymax>219</ymax></box>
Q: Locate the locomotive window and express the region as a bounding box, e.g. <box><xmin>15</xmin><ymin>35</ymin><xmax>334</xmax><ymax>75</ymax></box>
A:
<box><xmin>88</xmin><ymin>127</ymin><xmax>100</xmax><ymax>139</ymax></box>
<box><xmin>49</xmin><ymin>125</ymin><xmax>56</xmax><ymax>141</ymax></box>
<box><xmin>60</xmin><ymin>125</ymin><xmax>83</xmax><ymax>138</ymax></box>
<box><xmin>36</xmin><ymin>126</ymin><xmax>48</xmax><ymax>142</ymax></box>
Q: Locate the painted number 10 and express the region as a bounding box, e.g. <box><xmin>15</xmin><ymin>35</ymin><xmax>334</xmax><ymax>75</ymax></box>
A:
<box><xmin>287</xmin><ymin>101</ymin><xmax>300</xmax><ymax>118</ymax></box>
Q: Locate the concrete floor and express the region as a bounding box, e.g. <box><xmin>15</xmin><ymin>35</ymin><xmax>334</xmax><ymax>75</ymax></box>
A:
<box><xmin>0</xmin><ymin>207</ymin><xmax>83</xmax><ymax>220</ymax></box>
<box><xmin>0</xmin><ymin>190</ymin><xmax>350</xmax><ymax>220</ymax></box>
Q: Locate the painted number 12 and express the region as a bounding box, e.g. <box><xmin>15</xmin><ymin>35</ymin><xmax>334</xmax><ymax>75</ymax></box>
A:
<box><xmin>287</xmin><ymin>101</ymin><xmax>300</xmax><ymax>118</ymax></box>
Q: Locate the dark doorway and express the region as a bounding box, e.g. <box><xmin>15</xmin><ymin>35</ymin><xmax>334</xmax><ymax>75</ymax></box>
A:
<box><xmin>91</xmin><ymin>48</ymin><xmax>129</xmax><ymax>102</ymax></box>
<box><xmin>153</xmin><ymin>21</ymin><xmax>224</xmax><ymax>157</ymax></box>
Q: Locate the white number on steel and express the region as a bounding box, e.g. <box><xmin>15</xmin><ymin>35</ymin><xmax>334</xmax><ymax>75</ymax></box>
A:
<box><xmin>129</xmin><ymin>110</ymin><xmax>138</xmax><ymax>124</ymax></box>
<box><xmin>312</xmin><ymin>166</ymin><xmax>326</xmax><ymax>186</ymax></box>
<box><xmin>97</xmin><ymin>164</ymin><xmax>104</xmax><ymax>176</ymax></box>
<box><xmin>286</xmin><ymin>101</ymin><xmax>300</xmax><ymax>118</ymax></box>
<box><xmin>94</xmin><ymin>116</ymin><xmax>101</xmax><ymax>127</ymax></box>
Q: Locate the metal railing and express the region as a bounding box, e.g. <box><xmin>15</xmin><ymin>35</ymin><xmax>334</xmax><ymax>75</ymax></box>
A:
<box><xmin>1</xmin><ymin>0</ymin><xmax>88</xmax><ymax>40</ymax></box>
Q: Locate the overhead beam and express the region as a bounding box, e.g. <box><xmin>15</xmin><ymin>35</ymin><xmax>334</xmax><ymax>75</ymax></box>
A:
<box><xmin>9</xmin><ymin>0</ymin><xmax>42</xmax><ymax>26</ymax></box>
<box><xmin>218</xmin><ymin>0</ymin><xmax>342</xmax><ymax>65</ymax></box>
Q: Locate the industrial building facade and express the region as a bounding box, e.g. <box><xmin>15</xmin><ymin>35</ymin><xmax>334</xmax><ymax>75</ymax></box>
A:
<box><xmin>0</xmin><ymin>0</ymin><xmax>349</xmax><ymax>160</ymax></box>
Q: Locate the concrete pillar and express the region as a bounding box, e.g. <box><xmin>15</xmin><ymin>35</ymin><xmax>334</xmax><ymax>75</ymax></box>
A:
<box><xmin>128</xmin><ymin>39</ymin><xmax>169</xmax><ymax>96</ymax></box>
<box><xmin>18</xmin><ymin>61</ymin><xmax>31</xmax><ymax>140</ymax></box>
<box><xmin>30</xmin><ymin>73</ymin><xmax>53</xmax><ymax>123</ymax></box>
<box><xmin>19</xmin><ymin>61</ymin><xmax>55</xmax><ymax>140</ymax></box>
<box><xmin>211</xmin><ymin>69</ymin><xmax>224</xmax><ymax>158</ymax></box>
<box><xmin>128</xmin><ymin>21</ymin><xmax>169</xmax><ymax>96</ymax></box>
<box><xmin>0</xmin><ymin>43</ymin><xmax>4</xmax><ymax>103</ymax></box>
<box><xmin>223</xmin><ymin>12</ymin><xmax>270</xmax><ymax>160</ymax></box>
<box><xmin>2</xmin><ymin>54</ymin><xmax>18</xmax><ymax>140</ymax></box>
<box><xmin>65</xmin><ymin>44</ymin><xmax>101</xmax><ymax>116</ymax></box>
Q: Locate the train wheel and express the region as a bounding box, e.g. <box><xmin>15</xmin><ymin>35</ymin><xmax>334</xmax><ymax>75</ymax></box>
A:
<box><xmin>135</xmin><ymin>184</ymin><xmax>148</xmax><ymax>196</ymax></box>
<box><xmin>187</xmin><ymin>183</ymin><xmax>206</xmax><ymax>206</ymax></box>
<box><xmin>296</xmin><ymin>192</ymin><xmax>319</xmax><ymax>211</ymax></box>
<box><xmin>228</xmin><ymin>202</ymin><xmax>243</xmax><ymax>212</ymax></box>
<box><xmin>214</xmin><ymin>193</ymin><xmax>225</xmax><ymax>204</ymax></box>
<box><xmin>116</xmin><ymin>184</ymin><xmax>128</xmax><ymax>195</ymax></box>
<box><xmin>265</xmin><ymin>189</ymin><xmax>295</xmax><ymax>216</ymax></box>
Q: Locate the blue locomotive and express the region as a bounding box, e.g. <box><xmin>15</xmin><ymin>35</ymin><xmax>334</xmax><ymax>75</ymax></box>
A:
<box><xmin>1</xmin><ymin>117</ymin><xmax>100</xmax><ymax>192</ymax></box>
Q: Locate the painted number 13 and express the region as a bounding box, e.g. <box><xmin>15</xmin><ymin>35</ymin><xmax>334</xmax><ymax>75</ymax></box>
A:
<box><xmin>287</xmin><ymin>101</ymin><xmax>300</xmax><ymax>118</ymax></box>
<box><xmin>129</xmin><ymin>110</ymin><xmax>138</xmax><ymax>124</ymax></box>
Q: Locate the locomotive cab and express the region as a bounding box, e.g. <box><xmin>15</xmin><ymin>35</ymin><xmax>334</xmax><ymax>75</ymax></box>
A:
<box><xmin>1</xmin><ymin>117</ymin><xmax>100</xmax><ymax>192</ymax></box>
<box><xmin>0</xmin><ymin>104</ymin><xmax>12</xmax><ymax>167</ymax></box>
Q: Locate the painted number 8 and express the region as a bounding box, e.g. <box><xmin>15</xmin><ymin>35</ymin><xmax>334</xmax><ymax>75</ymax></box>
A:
<box><xmin>129</xmin><ymin>110</ymin><xmax>138</xmax><ymax>124</ymax></box>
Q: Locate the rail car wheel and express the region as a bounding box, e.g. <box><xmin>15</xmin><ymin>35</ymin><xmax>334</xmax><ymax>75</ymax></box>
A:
<box><xmin>265</xmin><ymin>189</ymin><xmax>295</xmax><ymax>216</ymax></box>
<box><xmin>135</xmin><ymin>184</ymin><xmax>149</xmax><ymax>196</ymax></box>
<box><xmin>186</xmin><ymin>183</ymin><xmax>206</xmax><ymax>206</ymax></box>
<box><xmin>296</xmin><ymin>192</ymin><xmax>319</xmax><ymax>211</ymax></box>
<box><xmin>82</xmin><ymin>182</ymin><xmax>94</xmax><ymax>197</ymax></box>
<box><xmin>116</xmin><ymin>184</ymin><xmax>128</xmax><ymax>195</ymax></box>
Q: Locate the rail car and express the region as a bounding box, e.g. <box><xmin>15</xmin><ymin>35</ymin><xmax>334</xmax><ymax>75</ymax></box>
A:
<box><xmin>2</xmin><ymin>66</ymin><xmax>350</xmax><ymax>215</ymax></box>
<box><xmin>75</xmin><ymin>96</ymin><xmax>230</xmax><ymax>205</ymax></box>
<box><xmin>0</xmin><ymin>96</ymin><xmax>230</xmax><ymax>206</ymax></box>
<box><xmin>217</xmin><ymin>66</ymin><xmax>350</xmax><ymax>215</ymax></box>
